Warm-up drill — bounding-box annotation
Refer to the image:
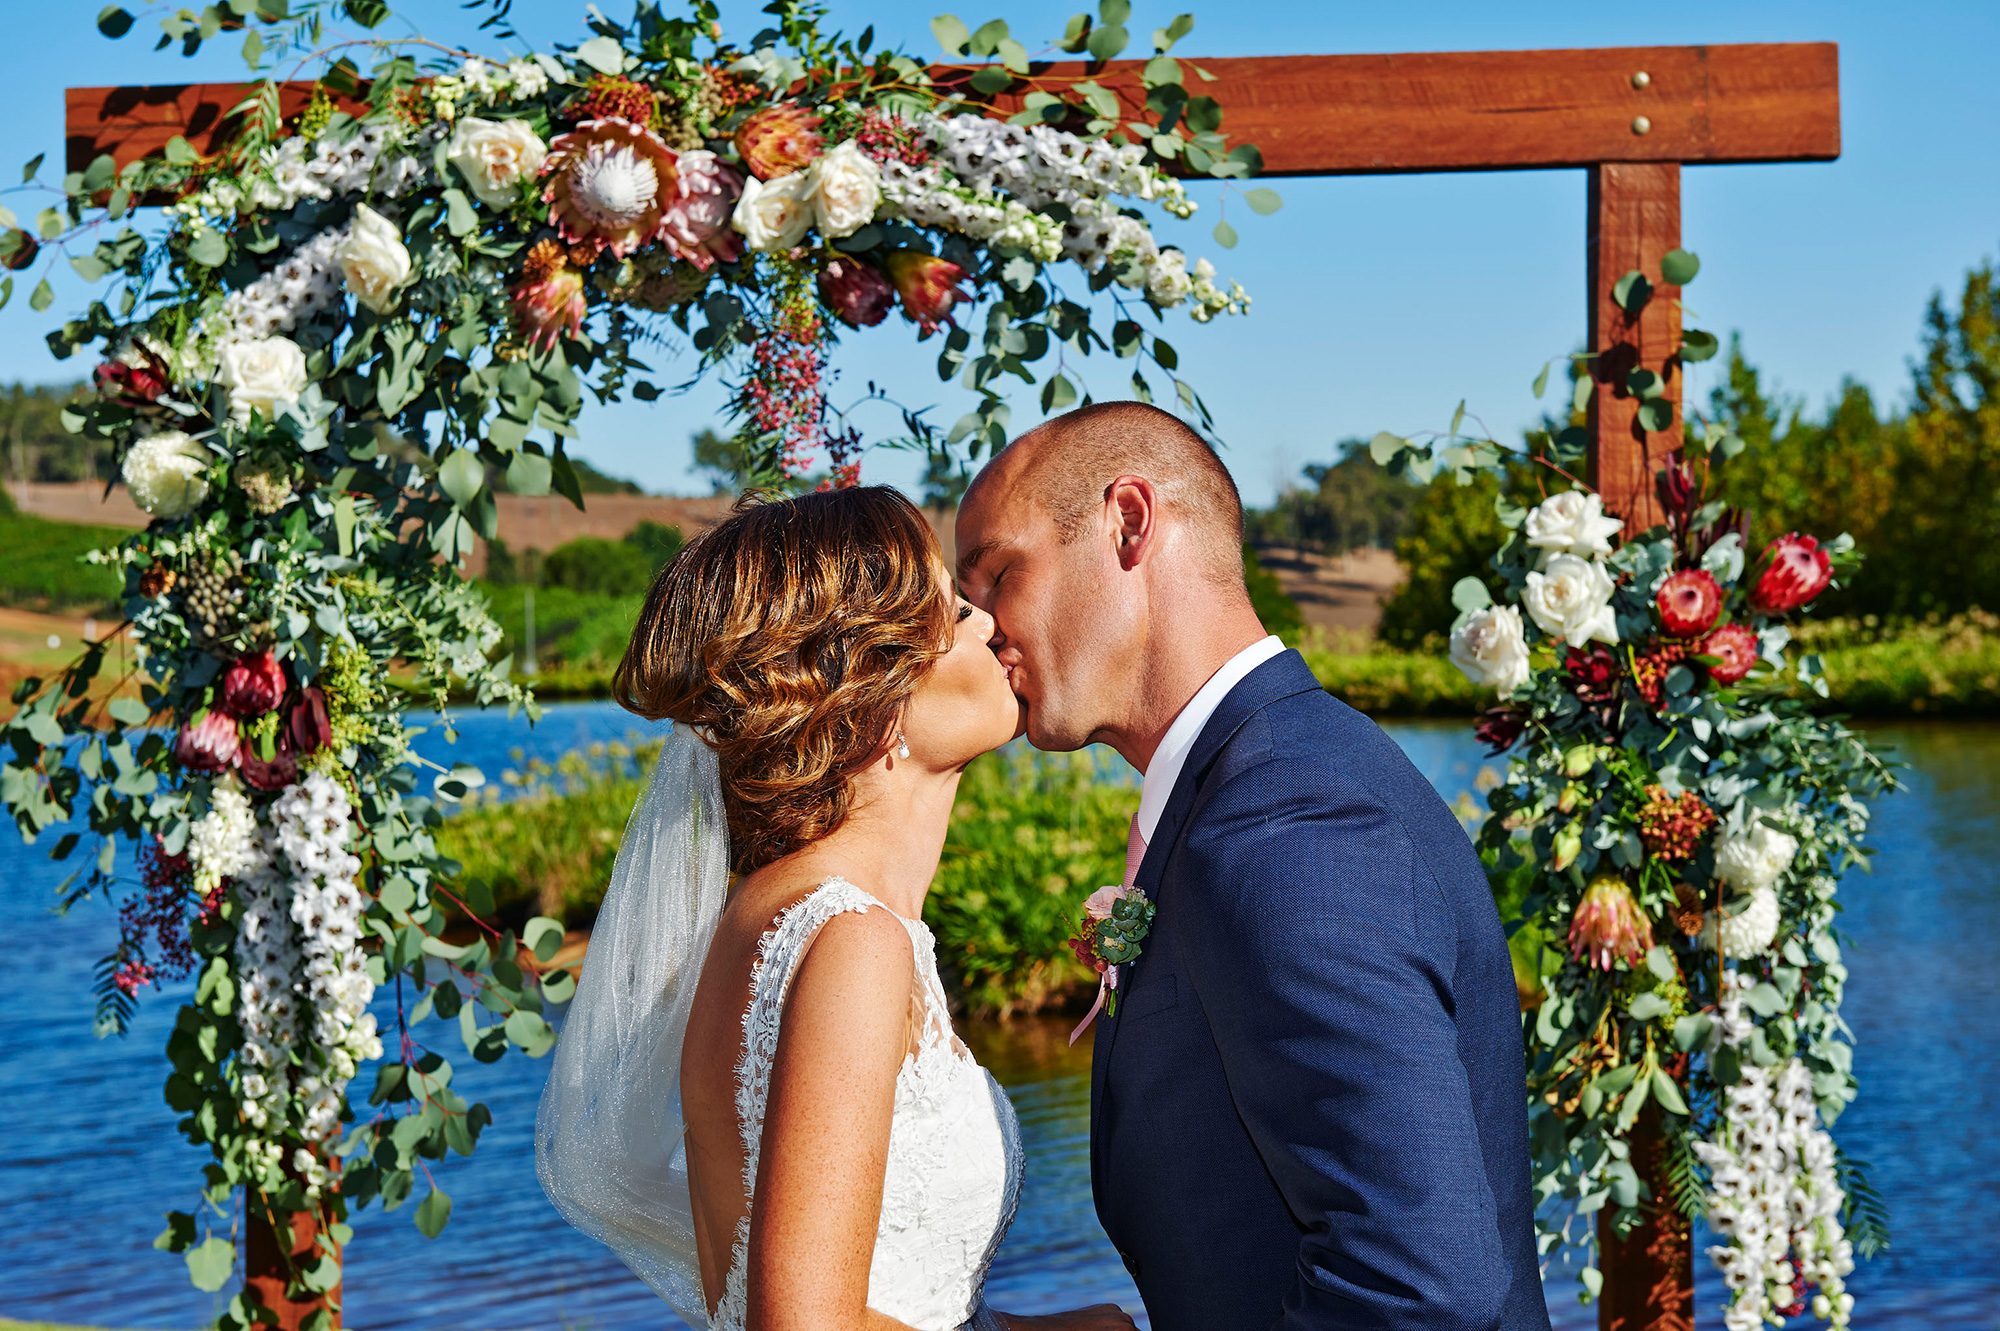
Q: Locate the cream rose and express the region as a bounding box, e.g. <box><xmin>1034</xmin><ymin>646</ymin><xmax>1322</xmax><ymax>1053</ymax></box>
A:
<box><xmin>335</xmin><ymin>205</ymin><xmax>411</xmax><ymax>314</ymax></box>
<box><xmin>215</xmin><ymin>335</ymin><xmax>308</xmax><ymax>425</ymax></box>
<box><xmin>806</xmin><ymin>141</ymin><xmax>881</xmax><ymax>239</ymax></box>
<box><xmin>1449</xmin><ymin>604</ymin><xmax>1531</xmax><ymax>695</ymax></box>
<box><xmin>731</xmin><ymin>170</ymin><xmax>814</xmax><ymax>251</ymax></box>
<box><xmin>1713</xmin><ymin>822</ymin><xmax>1799</xmax><ymax>893</ymax></box>
<box><xmin>121</xmin><ymin>431</ymin><xmax>211</xmax><ymax>518</ymax></box>
<box><xmin>1524</xmin><ymin>489</ymin><xmax>1624</xmax><ymax>560</ymax></box>
<box><xmin>1522</xmin><ymin>552</ymin><xmax>1618</xmax><ymax>649</ymax></box>
<box><xmin>447</xmin><ymin>116</ymin><xmax>548</xmax><ymax>207</ymax></box>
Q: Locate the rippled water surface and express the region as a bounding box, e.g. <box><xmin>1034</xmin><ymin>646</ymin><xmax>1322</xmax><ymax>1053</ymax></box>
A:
<box><xmin>2</xmin><ymin>707</ymin><xmax>1994</xmax><ymax>1329</ymax></box>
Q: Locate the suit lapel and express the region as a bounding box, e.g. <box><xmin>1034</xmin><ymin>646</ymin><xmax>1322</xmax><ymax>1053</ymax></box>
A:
<box><xmin>1090</xmin><ymin>650</ymin><xmax>1324</xmax><ymax>1189</ymax></box>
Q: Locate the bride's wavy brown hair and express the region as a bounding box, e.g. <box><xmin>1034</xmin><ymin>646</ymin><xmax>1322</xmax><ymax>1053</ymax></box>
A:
<box><xmin>614</xmin><ymin>487</ymin><xmax>953</xmax><ymax>873</ymax></box>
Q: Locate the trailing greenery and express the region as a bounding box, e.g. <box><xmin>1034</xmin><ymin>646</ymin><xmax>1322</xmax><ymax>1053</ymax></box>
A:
<box><xmin>0</xmin><ymin>509</ymin><xmax>128</xmax><ymax>610</ymax></box>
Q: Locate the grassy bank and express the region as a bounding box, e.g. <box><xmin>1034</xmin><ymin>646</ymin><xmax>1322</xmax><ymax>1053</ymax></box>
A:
<box><xmin>436</xmin><ymin>742</ymin><xmax>1134</xmax><ymax>1019</ymax></box>
<box><xmin>0</xmin><ymin>509</ymin><xmax>126</xmax><ymax>611</ymax></box>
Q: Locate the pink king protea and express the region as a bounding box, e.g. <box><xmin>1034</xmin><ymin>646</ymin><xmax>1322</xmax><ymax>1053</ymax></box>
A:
<box><xmin>1657</xmin><ymin>567</ymin><xmax>1723</xmax><ymax>637</ymax></box>
<box><xmin>659</xmin><ymin>149</ymin><xmax>743</xmax><ymax>271</ymax></box>
<box><xmin>513</xmin><ymin>239</ymin><xmax>588</xmax><ymax>353</ymax></box>
<box><xmin>1701</xmin><ymin>622</ymin><xmax>1761</xmax><ymax>684</ymax></box>
<box><xmin>1567</xmin><ymin>875</ymin><xmax>1655</xmax><ymax>971</ymax></box>
<box><xmin>174</xmin><ymin>710</ymin><xmax>240</xmax><ymax>774</ymax></box>
<box><xmin>1748</xmin><ymin>533</ymin><xmax>1834</xmax><ymax>615</ymax></box>
<box><xmin>542</xmin><ymin>118</ymin><xmax>681</xmax><ymax>259</ymax></box>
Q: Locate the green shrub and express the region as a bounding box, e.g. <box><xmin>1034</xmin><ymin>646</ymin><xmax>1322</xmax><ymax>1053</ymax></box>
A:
<box><xmin>480</xmin><ymin>583</ymin><xmax>644</xmax><ymax>667</ymax></box>
<box><xmin>541</xmin><ymin>536</ymin><xmax>655</xmax><ymax>596</ymax></box>
<box><xmin>928</xmin><ymin>747</ymin><xmax>1138</xmax><ymax>1018</ymax></box>
<box><xmin>0</xmin><ymin>511</ymin><xmax>126</xmax><ymax>610</ymax></box>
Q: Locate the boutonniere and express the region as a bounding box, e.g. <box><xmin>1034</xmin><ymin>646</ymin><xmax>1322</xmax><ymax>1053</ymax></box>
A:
<box><xmin>1067</xmin><ymin>885</ymin><xmax>1156</xmax><ymax>1045</ymax></box>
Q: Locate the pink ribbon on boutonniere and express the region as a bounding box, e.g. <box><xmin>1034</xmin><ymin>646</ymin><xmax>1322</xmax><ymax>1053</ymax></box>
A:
<box><xmin>1067</xmin><ymin>883</ymin><xmax>1152</xmax><ymax>1046</ymax></box>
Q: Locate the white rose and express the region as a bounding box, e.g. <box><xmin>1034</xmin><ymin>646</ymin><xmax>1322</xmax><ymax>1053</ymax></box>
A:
<box><xmin>334</xmin><ymin>205</ymin><xmax>411</xmax><ymax>314</ymax></box>
<box><xmin>447</xmin><ymin>116</ymin><xmax>547</xmax><ymax>207</ymax></box>
<box><xmin>731</xmin><ymin>170</ymin><xmax>814</xmax><ymax>251</ymax></box>
<box><xmin>1522</xmin><ymin>552</ymin><xmax>1618</xmax><ymax>649</ymax></box>
<box><xmin>807</xmin><ymin>141</ymin><xmax>881</xmax><ymax>239</ymax></box>
<box><xmin>1449</xmin><ymin>604</ymin><xmax>1531</xmax><ymax>695</ymax></box>
<box><xmin>1146</xmin><ymin>249</ymin><xmax>1193</xmax><ymax>307</ymax></box>
<box><xmin>121</xmin><ymin>431</ymin><xmax>211</xmax><ymax>518</ymax></box>
<box><xmin>1713</xmin><ymin>822</ymin><xmax>1799</xmax><ymax>893</ymax></box>
<box><xmin>1524</xmin><ymin>490</ymin><xmax>1624</xmax><ymax>560</ymax></box>
<box><xmin>215</xmin><ymin>335</ymin><xmax>308</xmax><ymax>425</ymax></box>
<box><xmin>1702</xmin><ymin>885</ymin><xmax>1782</xmax><ymax>958</ymax></box>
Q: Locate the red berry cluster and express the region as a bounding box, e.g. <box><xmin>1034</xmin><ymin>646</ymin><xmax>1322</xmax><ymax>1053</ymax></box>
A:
<box><xmin>744</xmin><ymin>289</ymin><xmax>828</xmax><ymax>476</ymax></box>
<box><xmin>571</xmin><ymin>74</ymin><xmax>659</xmax><ymax>126</ymax></box>
<box><xmin>114</xmin><ymin>839</ymin><xmax>203</xmax><ymax>992</ymax></box>
<box><xmin>703</xmin><ymin>65</ymin><xmax>763</xmax><ymax>115</ymax></box>
<box><xmin>852</xmin><ymin>107</ymin><xmax>932</xmax><ymax>168</ymax></box>
<box><xmin>1637</xmin><ymin>785</ymin><xmax>1717</xmax><ymax>862</ymax></box>
<box><xmin>1631</xmin><ymin>641</ymin><xmax>1691</xmax><ymax>709</ymax></box>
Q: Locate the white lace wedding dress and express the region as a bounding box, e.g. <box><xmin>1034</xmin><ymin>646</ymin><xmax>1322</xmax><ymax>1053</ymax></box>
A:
<box><xmin>710</xmin><ymin>877</ymin><xmax>1025</xmax><ymax>1331</ymax></box>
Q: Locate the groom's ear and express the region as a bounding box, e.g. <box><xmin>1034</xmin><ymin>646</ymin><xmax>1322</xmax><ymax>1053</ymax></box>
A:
<box><xmin>1106</xmin><ymin>475</ymin><xmax>1157</xmax><ymax>572</ymax></box>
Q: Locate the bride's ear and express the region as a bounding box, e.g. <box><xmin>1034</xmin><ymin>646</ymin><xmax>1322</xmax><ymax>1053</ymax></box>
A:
<box><xmin>1106</xmin><ymin>475</ymin><xmax>1158</xmax><ymax>571</ymax></box>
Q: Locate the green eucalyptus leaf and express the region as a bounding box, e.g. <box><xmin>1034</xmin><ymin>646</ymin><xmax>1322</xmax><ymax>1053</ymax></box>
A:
<box><xmin>968</xmin><ymin>18</ymin><xmax>1007</xmax><ymax>56</ymax></box>
<box><xmin>930</xmin><ymin>14</ymin><xmax>971</xmax><ymax>55</ymax></box>
<box><xmin>186</xmin><ymin>1236</ymin><xmax>234</xmax><ymax>1291</ymax></box>
<box><xmin>1673</xmin><ymin>1012</ymin><xmax>1714</xmax><ymax>1052</ymax></box>
<box><xmin>186</xmin><ymin>227</ymin><xmax>228</xmax><ymax>267</ymax></box>
<box><xmin>1627</xmin><ymin>992</ymin><xmax>1671</xmax><ymax>1022</ymax></box>
<box><xmin>413</xmin><ymin>1184</ymin><xmax>453</xmax><ymax>1238</ymax></box>
<box><xmin>1212</xmin><ymin>218</ymin><xmax>1237</xmax><ymax>250</ymax></box>
<box><xmin>575</xmin><ymin>36</ymin><xmax>626</xmax><ymax>75</ymax></box>
<box><xmin>1531</xmin><ymin>363</ymin><xmax>1551</xmax><ymax>398</ymax></box>
<box><xmin>1680</xmin><ymin>328</ymin><xmax>1719</xmax><ymax>362</ymax></box>
<box><xmin>97</xmin><ymin>6</ymin><xmax>136</xmax><ymax>37</ymax></box>
<box><xmin>1637</xmin><ymin>399</ymin><xmax>1674</xmax><ymax>434</ymax></box>
<box><xmin>1611</xmin><ymin>270</ymin><xmax>1651</xmax><ymax>314</ymax></box>
<box><xmin>1243</xmin><ymin>187</ymin><xmax>1283</xmax><ymax>215</ymax></box>
<box><xmin>437</xmin><ymin>448</ymin><xmax>485</xmax><ymax>507</ymax></box>
<box><xmin>505</xmin><ymin>450</ymin><xmax>551</xmax><ymax>495</ymax></box>
<box><xmin>1450</xmin><ymin>576</ymin><xmax>1491</xmax><ymax>613</ymax></box>
<box><xmin>29</xmin><ymin>278</ymin><xmax>54</xmax><ymax>312</ymax></box>
<box><xmin>442</xmin><ymin>188</ymin><xmax>478</xmax><ymax>237</ymax></box>
<box><xmin>1086</xmin><ymin>22</ymin><xmax>1128</xmax><ymax>61</ymax></box>
<box><xmin>1660</xmin><ymin>247</ymin><xmax>1700</xmax><ymax>286</ymax></box>
<box><xmin>1651</xmin><ymin>1067</ymin><xmax>1690</xmax><ymax>1115</ymax></box>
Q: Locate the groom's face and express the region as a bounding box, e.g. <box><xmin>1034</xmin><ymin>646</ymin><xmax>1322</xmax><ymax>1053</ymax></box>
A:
<box><xmin>956</xmin><ymin>479</ymin><xmax>1132</xmax><ymax>752</ymax></box>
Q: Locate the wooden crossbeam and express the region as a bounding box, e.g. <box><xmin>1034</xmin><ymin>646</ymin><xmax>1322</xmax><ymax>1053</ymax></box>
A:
<box><xmin>67</xmin><ymin>42</ymin><xmax>1837</xmax><ymax>178</ymax></box>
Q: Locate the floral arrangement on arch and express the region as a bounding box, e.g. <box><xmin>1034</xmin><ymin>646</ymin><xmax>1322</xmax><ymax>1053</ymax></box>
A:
<box><xmin>0</xmin><ymin>0</ymin><xmax>1270</xmax><ymax>1320</ymax></box>
<box><xmin>1371</xmin><ymin>250</ymin><xmax>1894</xmax><ymax>1330</ymax></box>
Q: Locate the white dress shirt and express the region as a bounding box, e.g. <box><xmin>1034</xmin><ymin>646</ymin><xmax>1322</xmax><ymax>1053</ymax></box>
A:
<box><xmin>1134</xmin><ymin>635</ymin><xmax>1286</xmax><ymax>844</ymax></box>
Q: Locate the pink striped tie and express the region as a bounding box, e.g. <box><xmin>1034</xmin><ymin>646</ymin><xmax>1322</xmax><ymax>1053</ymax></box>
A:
<box><xmin>1123</xmin><ymin>814</ymin><xmax>1147</xmax><ymax>889</ymax></box>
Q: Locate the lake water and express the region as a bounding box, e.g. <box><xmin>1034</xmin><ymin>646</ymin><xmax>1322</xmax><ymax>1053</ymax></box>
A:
<box><xmin>2</xmin><ymin>705</ymin><xmax>1995</xmax><ymax>1329</ymax></box>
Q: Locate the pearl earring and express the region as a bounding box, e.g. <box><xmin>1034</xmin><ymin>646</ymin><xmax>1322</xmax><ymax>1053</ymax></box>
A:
<box><xmin>896</xmin><ymin>731</ymin><xmax>910</xmax><ymax>760</ymax></box>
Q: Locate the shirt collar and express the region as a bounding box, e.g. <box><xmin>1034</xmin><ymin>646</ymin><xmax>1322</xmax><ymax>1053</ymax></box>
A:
<box><xmin>1134</xmin><ymin>635</ymin><xmax>1286</xmax><ymax>844</ymax></box>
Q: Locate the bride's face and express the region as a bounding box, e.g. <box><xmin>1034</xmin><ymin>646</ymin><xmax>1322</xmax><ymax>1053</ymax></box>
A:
<box><xmin>900</xmin><ymin>573</ymin><xmax>1022</xmax><ymax>768</ymax></box>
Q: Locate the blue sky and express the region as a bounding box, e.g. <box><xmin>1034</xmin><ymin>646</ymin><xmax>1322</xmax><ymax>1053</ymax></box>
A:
<box><xmin>3</xmin><ymin>1</ymin><xmax>1995</xmax><ymax>506</ymax></box>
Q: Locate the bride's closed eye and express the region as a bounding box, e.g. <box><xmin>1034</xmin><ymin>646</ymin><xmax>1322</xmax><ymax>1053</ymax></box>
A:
<box><xmin>956</xmin><ymin>602</ymin><xmax>975</xmax><ymax>623</ymax></box>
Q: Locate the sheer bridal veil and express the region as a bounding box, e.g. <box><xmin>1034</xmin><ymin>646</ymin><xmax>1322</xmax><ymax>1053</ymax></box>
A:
<box><xmin>536</xmin><ymin>723</ymin><xmax>728</xmax><ymax>1323</ymax></box>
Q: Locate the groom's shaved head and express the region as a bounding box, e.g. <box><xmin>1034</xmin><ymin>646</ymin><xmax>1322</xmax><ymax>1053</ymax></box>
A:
<box><xmin>966</xmin><ymin>401</ymin><xmax>1244</xmax><ymax>583</ymax></box>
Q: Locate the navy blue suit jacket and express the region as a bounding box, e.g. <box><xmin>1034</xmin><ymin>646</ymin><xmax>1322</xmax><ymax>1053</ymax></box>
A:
<box><xmin>1090</xmin><ymin>650</ymin><xmax>1547</xmax><ymax>1331</ymax></box>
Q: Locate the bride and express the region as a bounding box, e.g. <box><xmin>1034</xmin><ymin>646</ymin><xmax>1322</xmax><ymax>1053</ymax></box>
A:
<box><xmin>536</xmin><ymin>487</ymin><xmax>1134</xmax><ymax>1331</ymax></box>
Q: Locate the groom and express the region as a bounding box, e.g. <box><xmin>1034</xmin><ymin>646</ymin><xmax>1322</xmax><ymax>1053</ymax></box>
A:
<box><xmin>956</xmin><ymin>402</ymin><xmax>1548</xmax><ymax>1331</ymax></box>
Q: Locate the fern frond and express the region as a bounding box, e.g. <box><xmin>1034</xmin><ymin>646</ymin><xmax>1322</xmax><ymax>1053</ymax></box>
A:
<box><xmin>1836</xmin><ymin>1147</ymin><xmax>1891</xmax><ymax>1258</ymax></box>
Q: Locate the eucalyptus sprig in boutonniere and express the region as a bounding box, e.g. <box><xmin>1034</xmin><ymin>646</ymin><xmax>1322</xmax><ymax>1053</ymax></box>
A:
<box><xmin>1067</xmin><ymin>885</ymin><xmax>1157</xmax><ymax>1045</ymax></box>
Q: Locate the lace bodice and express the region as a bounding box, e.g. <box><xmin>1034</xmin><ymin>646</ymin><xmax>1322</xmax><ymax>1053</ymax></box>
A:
<box><xmin>711</xmin><ymin>878</ymin><xmax>1024</xmax><ymax>1331</ymax></box>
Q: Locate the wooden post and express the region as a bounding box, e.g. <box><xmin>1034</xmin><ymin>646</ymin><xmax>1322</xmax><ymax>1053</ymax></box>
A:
<box><xmin>1587</xmin><ymin>165</ymin><xmax>1695</xmax><ymax>1331</ymax></box>
<box><xmin>1597</xmin><ymin>1106</ymin><xmax>1694</xmax><ymax>1331</ymax></box>
<box><xmin>244</xmin><ymin>1200</ymin><xmax>340</xmax><ymax>1331</ymax></box>
<box><xmin>1587</xmin><ymin>161</ymin><xmax>1684</xmax><ymax>535</ymax></box>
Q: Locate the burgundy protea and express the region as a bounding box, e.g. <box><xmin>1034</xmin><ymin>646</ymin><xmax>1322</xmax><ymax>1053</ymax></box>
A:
<box><xmin>94</xmin><ymin>352</ymin><xmax>170</xmax><ymax>407</ymax></box>
<box><xmin>1701</xmin><ymin>622</ymin><xmax>1761</xmax><ymax>685</ymax></box>
<box><xmin>1748</xmin><ymin>533</ymin><xmax>1833</xmax><ymax>615</ymax></box>
<box><xmin>1473</xmin><ymin>705</ymin><xmax>1526</xmax><ymax>755</ymax></box>
<box><xmin>819</xmin><ymin>256</ymin><xmax>895</xmax><ymax>327</ymax></box>
<box><xmin>733</xmin><ymin>103</ymin><xmax>824</xmax><ymax>181</ymax></box>
<box><xmin>1567</xmin><ymin>875</ymin><xmax>1655</xmax><ymax>971</ymax></box>
<box><xmin>883</xmin><ymin>251</ymin><xmax>968</xmax><ymax>337</ymax></box>
<box><xmin>1657</xmin><ymin>567</ymin><xmax>1723</xmax><ymax>637</ymax></box>
<box><xmin>289</xmin><ymin>685</ymin><xmax>332</xmax><ymax>755</ymax></box>
<box><xmin>512</xmin><ymin>239</ymin><xmax>588</xmax><ymax>353</ymax></box>
<box><xmin>1564</xmin><ymin>645</ymin><xmax>1619</xmax><ymax>703</ymax></box>
<box><xmin>174</xmin><ymin>710</ymin><xmax>240</xmax><ymax>773</ymax></box>
<box><xmin>217</xmin><ymin>649</ymin><xmax>287</xmax><ymax>719</ymax></box>
<box><xmin>240</xmin><ymin>736</ymin><xmax>298</xmax><ymax>792</ymax></box>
